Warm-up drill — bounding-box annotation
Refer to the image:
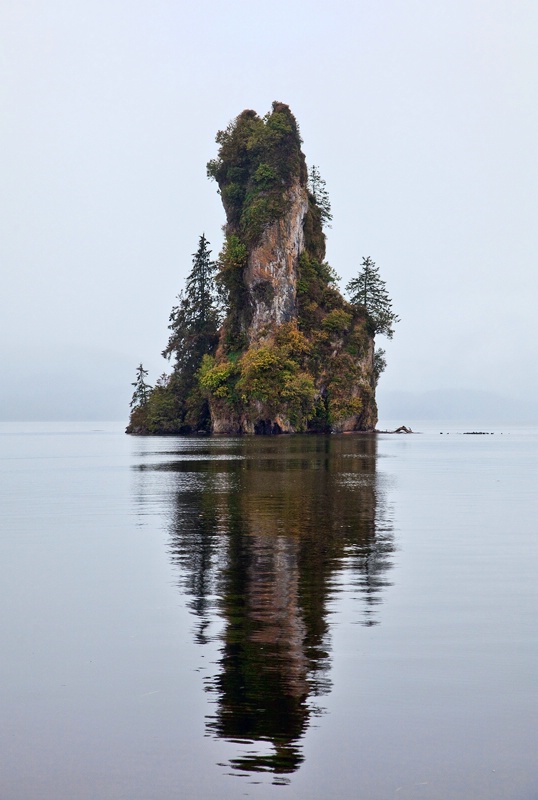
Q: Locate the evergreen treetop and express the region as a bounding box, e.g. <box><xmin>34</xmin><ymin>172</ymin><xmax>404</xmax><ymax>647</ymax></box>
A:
<box><xmin>130</xmin><ymin>363</ymin><xmax>152</xmax><ymax>409</ymax></box>
<box><xmin>307</xmin><ymin>165</ymin><xmax>332</xmax><ymax>229</ymax></box>
<box><xmin>162</xmin><ymin>233</ymin><xmax>220</xmax><ymax>370</ymax></box>
<box><xmin>345</xmin><ymin>257</ymin><xmax>400</xmax><ymax>339</ymax></box>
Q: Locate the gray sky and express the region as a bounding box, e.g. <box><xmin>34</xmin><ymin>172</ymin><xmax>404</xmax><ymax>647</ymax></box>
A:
<box><xmin>1</xmin><ymin>0</ymin><xmax>537</xmax><ymax>422</ymax></box>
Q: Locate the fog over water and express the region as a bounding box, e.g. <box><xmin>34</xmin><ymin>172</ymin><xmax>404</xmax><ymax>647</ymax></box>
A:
<box><xmin>1</xmin><ymin>0</ymin><xmax>537</xmax><ymax>423</ymax></box>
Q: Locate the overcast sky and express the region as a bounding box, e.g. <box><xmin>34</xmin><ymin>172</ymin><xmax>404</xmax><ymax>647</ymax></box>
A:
<box><xmin>1</xmin><ymin>0</ymin><xmax>536</xmax><ymax>422</ymax></box>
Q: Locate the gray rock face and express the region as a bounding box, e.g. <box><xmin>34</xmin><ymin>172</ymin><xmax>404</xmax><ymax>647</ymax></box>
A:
<box><xmin>244</xmin><ymin>178</ymin><xmax>308</xmax><ymax>342</ymax></box>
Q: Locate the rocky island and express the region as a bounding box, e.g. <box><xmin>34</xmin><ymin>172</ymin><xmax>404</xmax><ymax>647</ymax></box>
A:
<box><xmin>127</xmin><ymin>103</ymin><xmax>396</xmax><ymax>435</ymax></box>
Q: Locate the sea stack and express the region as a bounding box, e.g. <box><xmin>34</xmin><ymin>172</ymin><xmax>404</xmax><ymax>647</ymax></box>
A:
<box><xmin>203</xmin><ymin>102</ymin><xmax>377</xmax><ymax>434</ymax></box>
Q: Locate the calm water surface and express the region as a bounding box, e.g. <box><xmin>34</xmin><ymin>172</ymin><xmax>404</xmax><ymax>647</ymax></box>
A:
<box><xmin>0</xmin><ymin>421</ymin><xmax>536</xmax><ymax>799</ymax></box>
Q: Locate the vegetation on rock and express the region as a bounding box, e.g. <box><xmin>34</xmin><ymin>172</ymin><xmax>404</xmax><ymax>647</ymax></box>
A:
<box><xmin>126</xmin><ymin>103</ymin><xmax>398</xmax><ymax>435</ymax></box>
<box><xmin>207</xmin><ymin>102</ymin><xmax>306</xmax><ymax>247</ymax></box>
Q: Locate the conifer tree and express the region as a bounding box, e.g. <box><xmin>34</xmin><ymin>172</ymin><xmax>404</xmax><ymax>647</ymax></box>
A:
<box><xmin>162</xmin><ymin>233</ymin><xmax>220</xmax><ymax>372</ymax></box>
<box><xmin>308</xmin><ymin>165</ymin><xmax>332</xmax><ymax>229</ymax></box>
<box><xmin>130</xmin><ymin>363</ymin><xmax>152</xmax><ymax>408</ymax></box>
<box><xmin>373</xmin><ymin>348</ymin><xmax>387</xmax><ymax>385</ymax></box>
<box><xmin>346</xmin><ymin>257</ymin><xmax>400</xmax><ymax>339</ymax></box>
<box><xmin>155</xmin><ymin>373</ymin><xmax>170</xmax><ymax>388</ymax></box>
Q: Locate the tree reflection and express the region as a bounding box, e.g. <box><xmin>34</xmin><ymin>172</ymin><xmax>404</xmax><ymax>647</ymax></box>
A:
<box><xmin>150</xmin><ymin>435</ymin><xmax>394</xmax><ymax>776</ymax></box>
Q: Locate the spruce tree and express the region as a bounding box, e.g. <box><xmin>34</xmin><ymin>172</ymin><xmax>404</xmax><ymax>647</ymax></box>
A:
<box><xmin>130</xmin><ymin>363</ymin><xmax>152</xmax><ymax>408</ymax></box>
<box><xmin>373</xmin><ymin>348</ymin><xmax>387</xmax><ymax>386</ymax></box>
<box><xmin>159</xmin><ymin>233</ymin><xmax>220</xmax><ymax>431</ymax></box>
<box><xmin>162</xmin><ymin>233</ymin><xmax>220</xmax><ymax>371</ymax></box>
<box><xmin>308</xmin><ymin>165</ymin><xmax>332</xmax><ymax>229</ymax></box>
<box><xmin>346</xmin><ymin>257</ymin><xmax>400</xmax><ymax>339</ymax></box>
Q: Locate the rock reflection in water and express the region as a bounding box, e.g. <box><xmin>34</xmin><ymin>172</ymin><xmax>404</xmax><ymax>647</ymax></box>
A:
<box><xmin>159</xmin><ymin>435</ymin><xmax>393</xmax><ymax>776</ymax></box>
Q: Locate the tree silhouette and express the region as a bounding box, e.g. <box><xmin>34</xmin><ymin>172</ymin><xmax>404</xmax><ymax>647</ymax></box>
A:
<box><xmin>129</xmin><ymin>363</ymin><xmax>152</xmax><ymax>409</ymax></box>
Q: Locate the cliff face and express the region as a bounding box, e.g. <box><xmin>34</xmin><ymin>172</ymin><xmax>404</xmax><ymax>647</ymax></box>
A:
<box><xmin>245</xmin><ymin>177</ymin><xmax>308</xmax><ymax>341</ymax></box>
<box><xmin>202</xmin><ymin>101</ymin><xmax>377</xmax><ymax>434</ymax></box>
